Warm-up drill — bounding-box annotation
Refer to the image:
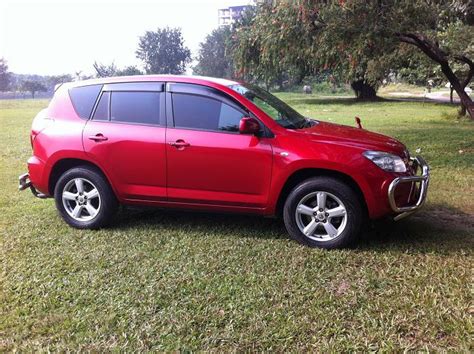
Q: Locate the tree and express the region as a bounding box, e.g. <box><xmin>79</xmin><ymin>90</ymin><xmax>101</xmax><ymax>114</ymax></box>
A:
<box><xmin>93</xmin><ymin>61</ymin><xmax>118</xmax><ymax>77</ymax></box>
<box><xmin>93</xmin><ymin>62</ymin><xmax>142</xmax><ymax>77</ymax></box>
<box><xmin>231</xmin><ymin>5</ymin><xmax>293</xmax><ymax>88</ymax></box>
<box><xmin>136</xmin><ymin>27</ymin><xmax>191</xmax><ymax>74</ymax></box>
<box><xmin>232</xmin><ymin>1</ymin><xmax>391</xmax><ymax>98</ymax></box>
<box><xmin>20</xmin><ymin>80</ymin><xmax>47</xmax><ymax>98</ymax></box>
<box><xmin>118</xmin><ymin>66</ymin><xmax>142</xmax><ymax>76</ymax></box>
<box><xmin>193</xmin><ymin>27</ymin><xmax>234</xmax><ymax>78</ymax></box>
<box><xmin>47</xmin><ymin>74</ymin><xmax>73</xmax><ymax>91</ymax></box>
<box><xmin>395</xmin><ymin>1</ymin><xmax>474</xmax><ymax>118</ymax></box>
<box><xmin>0</xmin><ymin>58</ymin><xmax>11</xmax><ymax>91</ymax></box>
<box><xmin>232</xmin><ymin>0</ymin><xmax>473</xmax><ymax>110</ymax></box>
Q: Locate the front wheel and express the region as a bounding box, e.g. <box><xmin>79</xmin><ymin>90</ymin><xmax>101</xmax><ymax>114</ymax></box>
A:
<box><xmin>283</xmin><ymin>177</ymin><xmax>363</xmax><ymax>249</ymax></box>
<box><xmin>54</xmin><ymin>166</ymin><xmax>118</xmax><ymax>229</ymax></box>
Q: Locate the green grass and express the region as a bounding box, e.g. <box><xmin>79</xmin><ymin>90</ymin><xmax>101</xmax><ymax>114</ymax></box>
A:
<box><xmin>1</xmin><ymin>97</ymin><xmax>473</xmax><ymax>351</ymax></box>
<box><xmin>378</xmin><ymin>83</ymin><xmax>427</xmax><ymax>96</ymax></box>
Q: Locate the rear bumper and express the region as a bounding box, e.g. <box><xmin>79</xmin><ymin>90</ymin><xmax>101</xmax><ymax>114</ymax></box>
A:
<box><xmin>388</xmin><ymin>156</ymin><xmax>430</xmax><ymax>221</ymax></box>
<box><xmin>18</xmin><ymin>173</ymin><xmax>48</xmax><ymax>198</ymax></box>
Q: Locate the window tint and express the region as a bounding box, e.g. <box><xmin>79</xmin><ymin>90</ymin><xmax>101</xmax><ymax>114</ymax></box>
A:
<box><xmin>230</xmin><ymin>83</ymin><xmax>308</xmax><ymax>129</ymax></box>
<box><xmin>69</xmin><ymin>84</ymin><xmax>102</xmax><ymax>119</ymax></box>
<box><xmin>110</xmin><ymin>92</ymin><xmax>160</xmax><ymax>125</ymax></box>
<box><xmin>172</xmin><ymin>93</ymin><xmax>245</xmax><ymax>132</ymax></box>
<box><xmin>218</xmin><ymin>103</ymin><xmax>243</xmax><ymax>132</ymax></box>
<box><xmin>92</xmin><ymin>92</ymin><xmax>109</xmax><ymax>121</ymax></box>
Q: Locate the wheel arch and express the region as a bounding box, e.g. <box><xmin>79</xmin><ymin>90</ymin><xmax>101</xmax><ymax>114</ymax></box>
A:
<box><xmin>275</xmin><ymin>168</ymin><xmax>369</xmax><ymax>219</ymax></box>
<box><xmin>48</xmin><ymin>158</ymin><xmax>116</xmax><ymax>197</ymax></box>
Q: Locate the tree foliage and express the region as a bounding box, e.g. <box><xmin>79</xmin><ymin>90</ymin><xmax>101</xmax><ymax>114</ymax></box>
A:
<box><xmin>193</xmin><ymin>27</ymin><xmax>234</xmax><ymax>78</ymax></box>
<box><xmin>0</xmin><ymin>58</ymin><xmax>11</xmax><ymax>92</ymax></box>
<box><xmin>93</xmin><ymin>61</ymin><xmax>142</xmax><ymax>77</ymax></box>
<box><xmin>136</xmin><ymin>27</ymin><xmax>191</xmax><ymax>74</ymax></box>
<box><xmin>46</xmin><ymin>74</ymin><xmax>73</xmax><ymax>91</ymax></box>
<box><xmin>232</xmin><ymin>0</ymin><xmax>473</xmax><ymax>109</ymax></box>
<box><xmin>395</xmin><ymin>1</ymin><xmax>474</xmax><ymax>117</ymax></box>
<box><xmin>232</xmin><ymin>1</ymin><xmax>395</xmax><ymax>98</ymax></box>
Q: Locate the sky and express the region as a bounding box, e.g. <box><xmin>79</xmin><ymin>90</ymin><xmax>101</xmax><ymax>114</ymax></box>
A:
<box><xmin>0</xmin><ymin>0</ymin><xmax>251</xmax><ymax>76</ymax></box>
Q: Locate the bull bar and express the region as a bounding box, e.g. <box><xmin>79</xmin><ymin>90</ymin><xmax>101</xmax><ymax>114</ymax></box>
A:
<box><xmin>388</xmin><ymin>156</ymin><xmax>430</xmax><ymax>221</ymax></box>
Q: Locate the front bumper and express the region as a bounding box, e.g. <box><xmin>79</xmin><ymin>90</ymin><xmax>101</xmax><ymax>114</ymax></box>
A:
<box><xmin>388</xmin><ymin>156</ymin><xmax>430</xmax><ymax>221</ymax></box>
<box><xmin>18</xmin><ymin>173</ymin><xmax>48</xmax><ymax>198</ymax></box>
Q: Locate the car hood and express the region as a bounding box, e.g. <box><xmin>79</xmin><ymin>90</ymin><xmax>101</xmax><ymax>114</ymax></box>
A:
<box><xmin>296</xmin><ymin>120</ymin><xmax>407</xmax><ymax>156</ymax></box>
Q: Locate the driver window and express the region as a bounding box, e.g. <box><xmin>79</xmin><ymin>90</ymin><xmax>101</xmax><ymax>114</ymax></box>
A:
<box><xmin>172</xmin><ymin>93</ymin><xmax>245</xmax><ymax>133</ymax></box>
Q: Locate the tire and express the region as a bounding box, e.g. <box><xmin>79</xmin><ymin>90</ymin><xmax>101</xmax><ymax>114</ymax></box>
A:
<box><xmin>54</xmin><ymin>166</ymin><xmax>118</xmax><ymax>229</ymax></box>
<box><xmin>283</xmin><ymin>177</ymin><xmax>363</xmax><ymax>249</ymax></box>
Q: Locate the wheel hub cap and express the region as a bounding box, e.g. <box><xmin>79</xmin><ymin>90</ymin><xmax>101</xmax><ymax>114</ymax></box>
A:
<box><xmin>316</xmin><ymin>212</ymin><xmax>325</xmax><ymax>221</ymax></box>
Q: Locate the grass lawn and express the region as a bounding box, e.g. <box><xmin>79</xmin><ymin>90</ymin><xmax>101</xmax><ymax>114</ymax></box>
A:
<box><xmin>1</xmin><ymin>96</ymin><xmax>473</xmax><ymax>351</ymax></box>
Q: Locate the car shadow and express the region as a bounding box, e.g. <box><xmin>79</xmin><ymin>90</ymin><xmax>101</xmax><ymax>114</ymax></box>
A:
<box><xmin>357</xmin><ymin>205</ymin><xmax>473</xmax><ymax>253</ymax></box>
<box><xmin>283</xmin><ymin>96</ymin><xmax>457</xmax><ymax>108</ymax></box>
<box><xmin>284</xmin><ymin>97</ymin><xmax>363</xmax><ymax>106</ymax></box>
<box><xmin>111</xmin><ymin>206</ymin><xmax>287</xmax><ymax>240</ymax></box>
<box><xmin>110</xmin><ymin>204</ymin><xmax>473</xmax><ymax>254</ymax></box>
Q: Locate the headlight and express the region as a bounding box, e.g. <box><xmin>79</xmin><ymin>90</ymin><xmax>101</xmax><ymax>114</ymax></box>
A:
<box><xmin>363</xmin><ymin>151</ymin><xmax>407</xmax><ymax>173</ymax></box>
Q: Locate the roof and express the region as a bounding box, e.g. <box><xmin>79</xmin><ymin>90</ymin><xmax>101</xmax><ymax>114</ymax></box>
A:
<box><xmin>63</xmin><ymin>75</ymin><xmax>240</xmax><ymax>89</ymax></box>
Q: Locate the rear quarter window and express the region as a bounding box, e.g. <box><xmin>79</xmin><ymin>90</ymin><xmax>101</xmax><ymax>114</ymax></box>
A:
<box><xmin>69</xmin><ymin>84</ymin><xmax>102</xmax><ymax>119</ymax></box>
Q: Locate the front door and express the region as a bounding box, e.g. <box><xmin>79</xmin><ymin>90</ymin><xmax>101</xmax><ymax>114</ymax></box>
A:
<box><xmin>83</xmin><ymin>83</ymin><xmax>167</xmax><ymax>201</ymax></box>
<box><xmin>165</xmin><ymin>84</ymin><xmax>273</xmax><ymax>208</ymax></box>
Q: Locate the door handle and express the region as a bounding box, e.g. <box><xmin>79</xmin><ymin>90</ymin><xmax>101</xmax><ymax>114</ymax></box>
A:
<box><xmin>88</xmin><ymin>134</ymin><xmax>108</xmax><ymax>142</ymax></box>
<box><xmin>169</xmin><ymin>140</ymin><xmax>190</xmax><ymax>149</ymax></box>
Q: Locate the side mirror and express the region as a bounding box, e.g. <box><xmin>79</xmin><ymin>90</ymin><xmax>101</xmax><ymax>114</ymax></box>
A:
<box><xmin>239</xmin><ymin>117</ymin><xmax>260</xmax><ymax>135</ymax></box>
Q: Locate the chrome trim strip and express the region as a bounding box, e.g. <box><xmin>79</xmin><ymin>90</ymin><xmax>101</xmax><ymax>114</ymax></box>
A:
<box><xmin>102</xmin><ymin>82</ymin><xmax>164</xmax><ymax>92</ymax></box>
<box><xmin>388</xmin><ymin>156</ymin><xmax>430</xmax><ymax>221</ymax></box>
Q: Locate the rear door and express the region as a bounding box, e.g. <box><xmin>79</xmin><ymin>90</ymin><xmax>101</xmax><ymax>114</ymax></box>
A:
<box><xmin>165</xmin><ymin>83</ymin><xmax>273</xmax><ymax>208</ymax></box>
<box><xmin>83</xmin><ymin>82</ymin><xmax>167</xmax><ymax>201</ymax></box>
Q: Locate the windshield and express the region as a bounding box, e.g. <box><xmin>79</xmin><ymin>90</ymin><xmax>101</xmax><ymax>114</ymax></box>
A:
<box><xmin>229</xmin><ymin>83</ymin><xmax>314</xmax><ymax>129</ymax></box>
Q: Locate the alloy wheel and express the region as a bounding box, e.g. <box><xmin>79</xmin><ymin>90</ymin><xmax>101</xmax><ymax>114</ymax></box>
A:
<box><xmin>62</xmin><ymin>177</ymin><xmax>101</xmax><ymax>222</ymax></box>
<box><xmin>295</xmin><ymin>191</ymin><xmax>347</xmax><ymax>242</ymax></box>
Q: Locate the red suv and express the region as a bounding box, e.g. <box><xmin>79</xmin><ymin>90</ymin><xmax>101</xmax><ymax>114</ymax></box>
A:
<box><xmin>19</xmin><ymin>75</ymin><xmax>429</xmax><ymax>249</ymax></box>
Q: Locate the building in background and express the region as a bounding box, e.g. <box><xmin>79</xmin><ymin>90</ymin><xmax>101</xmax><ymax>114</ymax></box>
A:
<box><xmin>218</xmin><ymin>1</ymin><xmax>260</xmax><ymax>26</ymax></box>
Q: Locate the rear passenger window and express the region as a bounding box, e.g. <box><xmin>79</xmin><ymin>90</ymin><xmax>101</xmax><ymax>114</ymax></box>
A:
<box><xmin>172</xmin><ymin>93</ymin><xmax>245</xmax><ymax>132</ymax></box>
<box><xmin>92</xmin><ymin>92</ymin><xmax>109</xmax><ymax>121</ymax></box>
<box><xmin>69</xmin><ymin>84</ymin><xmax>102</xmax><ymax>119</ymax></box>
<box><xmin>110</xmin><ymin>92</ymin><xmax>160</xmax><ymax>125</ymax></box>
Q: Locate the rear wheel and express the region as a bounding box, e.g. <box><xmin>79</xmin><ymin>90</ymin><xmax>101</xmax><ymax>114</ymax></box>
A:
<box><xmin>54</xmin><ymin>166</ymin><xmax>118</xmax><ymax>229</ymax></box>
<box><xmin>283</xmin><ymin>177</ymin><xmax>363</xmax><ymax>249</ymax></box>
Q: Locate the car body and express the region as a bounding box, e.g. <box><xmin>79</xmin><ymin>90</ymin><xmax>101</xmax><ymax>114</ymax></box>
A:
<box><xmin>19</xmin><ymin>75</ymin><xmax>430</xmax><ymax>248</ymax></box>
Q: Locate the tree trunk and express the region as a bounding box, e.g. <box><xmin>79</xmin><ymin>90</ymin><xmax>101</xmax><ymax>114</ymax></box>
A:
<box><xmin>351</xmin><ymin>80</ymin><xmax>377</xmax><ymax>100</ymax></box>
<box><xmin>450</xmin><ymin>86</ymin><xmax>454</xmax><ymax>104</ymax></box>
<box><xmin>276</xmin><ymin>75</ymin><xmax>284</xmax><ymax>91</ymax></box>
<box><xmin>397</xmin><ymin>33</ymin><xmax>474</xmax><ymax>119</ymax></box>
<box><xmin>439</xmin><ymin>61</ymin><xmax>474</xmax><ymax>119</ymax></box>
